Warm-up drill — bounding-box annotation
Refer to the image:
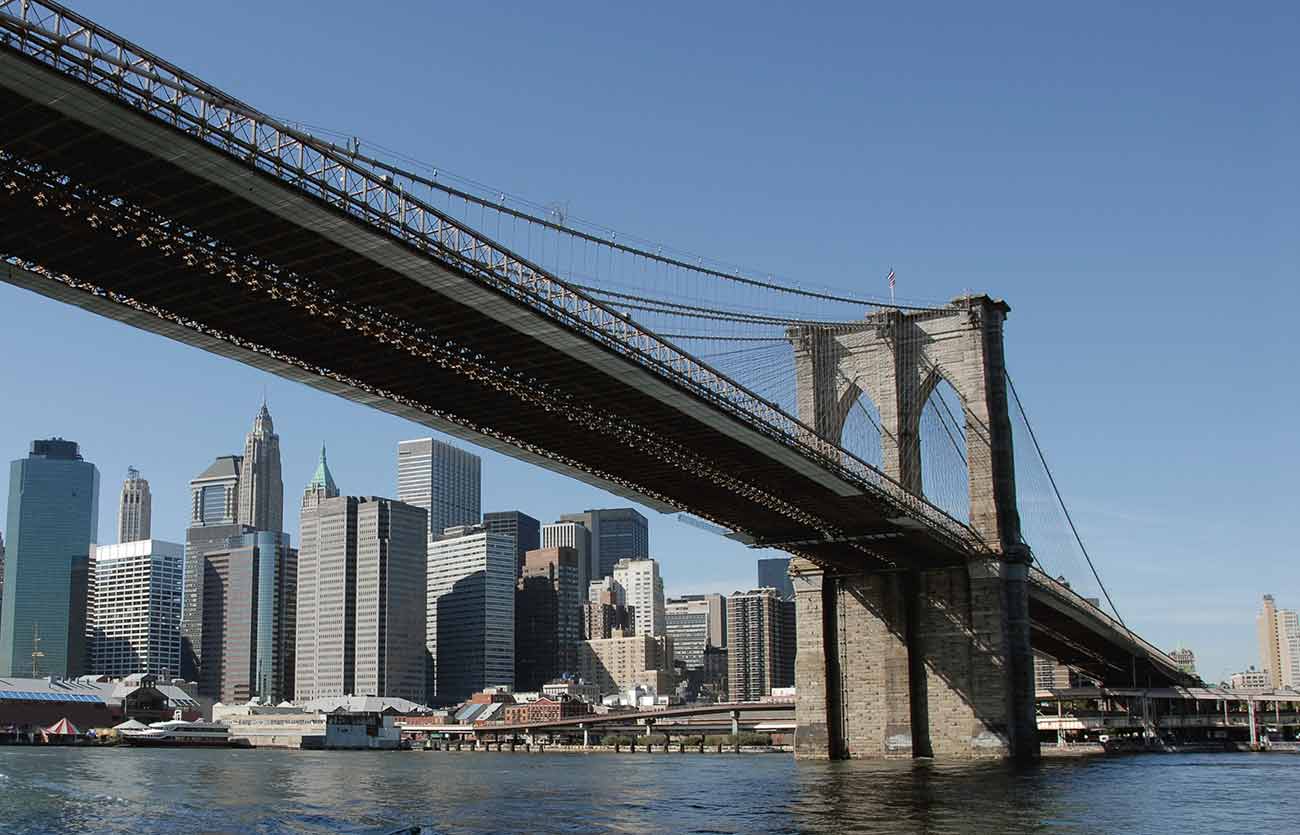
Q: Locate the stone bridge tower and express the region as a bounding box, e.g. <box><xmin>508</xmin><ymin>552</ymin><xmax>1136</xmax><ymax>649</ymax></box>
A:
<box><xmin>787</xmin><ymin>294</ymin><xmax>1038</xmax><ymax>760</ymax></box>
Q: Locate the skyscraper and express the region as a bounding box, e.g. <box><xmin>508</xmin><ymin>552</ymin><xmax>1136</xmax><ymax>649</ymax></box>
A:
<box><xmin>189</xmin><ymin>455</ymin><xmax>242</xmax><ymax>528</ymax></box>
<box><xmin>514</xmin><ymin>546</ymin><xmax>581</xmax><ymax>691</ymax></box>
<box><xmin>559</xmin><ymin>508</ymin><xmax>648</xmax><ymax>582</ymax></box>
<box><xmin>0</xmin><ymin>531</ymin><xmax>5</xmax><ymax>627</ymax></box>
<box><xmin>296</xmin><ymin>492</ymin><xmax>427</xmax><ymax>704</ymax></box>
<box><xmin>483</xmin><ymin>510</ymin><xmax>541</xmax><ymax>573</ymax></box>
<box><xmin>181</xmin><ymin>400</ymin><xmax>293</xmax><ymax>704</ymax></box>
<box><xmin>612</xmin><ymin>558</ymin><xmax>666</xmax><ymax>638</ymax></box>
<box><xmin>89</xmin><ymin>539</ymin><xmax>183</xmax><ymax>677</ymax></box>
<box><xmin>1259</xmin><ymin>594</ymin><xmax>1283</xmax><ymax>689</ymax></box>
<box><xmin>238</xmin><ymin>403</ymin><xmax>284</xmax><ymax>533</ymax></box>
<box><xmin>541</xmin><ymin>520</ymin><xmax>594</xmax><ymax>597</ymax></box>
<box><xmin>426</xmin><ymin>524</ymin><xmax>515</xmax><ymax>704</ymax></box>
<box><xmin>182</xmin><ymin>454</ymin><xmax>243</xmax><ymax>683</ymax></box>
<box><xmin>117</xmin><ymin>466</ymin><xmax>152</xmax><ymax>543</ymax></box>
<box><xmin>583</xmin><ymin>578</ymin><xmax>635</xmax><ymax>640</ymax></box>
<box><xmin>0</xmin><ymin>439</ymin><xmax>99</xmax><ymax>678</ymax></box>
<box><xmin>1280</xmin><ymin>611</ymin><xmax>1300</xmax><ymax>690</ymax></box>
<box><xmin>182</xmin><ymin>528</ymin><xmax>297</xmax><ymax>703</ymax></box>
<box><xmin>1260</xmin><ymin>596</ymin><xmax>1300</xmax><ymax>691</ymax></box>
<box><xmin>301</xmin><ymin>445</ymin><xmax>340</xmax><ymax>513</ymax></box>
<box><xmin>665</xmin><ymin>593</ymin><xmax>726</xmax><ymax>669</ymax></box>
<box><xmin>397</xmin><ymin>438</ymin><xmax>481</xmax><ymax>541</ymax></box>
<box><xmin>757</xmin><ymin>557</ymin><xmax>794</xmax><ymax>600</ymax></box>
<box><xmin>726</xmin><ymin>588</ymin><xmax>795</xmax><ymax>702</ymax></box>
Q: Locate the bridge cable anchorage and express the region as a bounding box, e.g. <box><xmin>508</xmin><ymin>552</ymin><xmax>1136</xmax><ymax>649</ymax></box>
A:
<box><xmin>1006</xmin><ymin>374</ymin><xmax>1150</xmax><ymax>677</ymax></box>
<box><xmin>271</xmin><ymin>121</ymin><xmax>943</xmax><ymax>312</ymax></box>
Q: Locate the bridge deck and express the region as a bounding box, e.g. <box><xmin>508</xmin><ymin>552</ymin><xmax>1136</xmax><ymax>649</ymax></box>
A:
<box><xmin>0</xmin><ymin>38</ymin><xmax>973</xmax><ymax>572</ymax></box>
<box><xmin>1028</xmin><ymin>570</ymin><xmax>1189</xmax><ymax>686</ymax></box>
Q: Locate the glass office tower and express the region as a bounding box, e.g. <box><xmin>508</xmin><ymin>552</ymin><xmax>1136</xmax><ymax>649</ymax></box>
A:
<box><xmin>0</xmin><ymin>439</ymin><xmax>100</xmax><ymax>677</ymax></box>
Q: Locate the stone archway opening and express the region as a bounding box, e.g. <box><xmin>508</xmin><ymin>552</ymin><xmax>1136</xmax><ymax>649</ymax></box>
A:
<box><xmin>838</xmin><ymin>385</ymin><xmax>884</xmax><ymax>471</ymax></box>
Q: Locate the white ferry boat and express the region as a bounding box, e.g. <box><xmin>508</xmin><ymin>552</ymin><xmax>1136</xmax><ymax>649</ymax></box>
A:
<box><xmin>120</xmin><ymin>718</ymin><xmax>233</xmax><ymax>748</ymax></box>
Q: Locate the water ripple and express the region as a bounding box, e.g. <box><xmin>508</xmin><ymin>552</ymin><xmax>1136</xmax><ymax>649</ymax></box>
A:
<box><xmin>0</xmin><ymin>748</ymin><xmax>1295</xmax><ymax>834</ymax></box>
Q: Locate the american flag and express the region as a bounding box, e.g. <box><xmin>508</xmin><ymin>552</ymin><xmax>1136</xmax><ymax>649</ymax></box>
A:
<box><xmin>887</xmin><ymin>269</ymin><xmax>896</xmax><ymax>290</ymax></box>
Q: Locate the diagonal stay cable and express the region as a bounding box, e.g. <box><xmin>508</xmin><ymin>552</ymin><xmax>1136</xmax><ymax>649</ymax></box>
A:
<box><xmin>929</xmin><ymin>384</ymin><xmax>968</xmax><ymax>465</ymax></box>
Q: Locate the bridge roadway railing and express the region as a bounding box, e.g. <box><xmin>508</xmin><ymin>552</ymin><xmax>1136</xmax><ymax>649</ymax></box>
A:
<box><xmin>0</xmin><ymin>0</ymin><xmax>980</xmax><ymax>556</ymax></box>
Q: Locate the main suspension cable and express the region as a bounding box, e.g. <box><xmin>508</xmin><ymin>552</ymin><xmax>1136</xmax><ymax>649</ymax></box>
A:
<box><xmin>284</xmin><ymin>121</ymin><xmax>942</xmax><ymax>311</ymax></box>
<box><xmin>1006</xmin><ymin>374</ymin><xmax>1129</xmax><ymax>632</ymax></box>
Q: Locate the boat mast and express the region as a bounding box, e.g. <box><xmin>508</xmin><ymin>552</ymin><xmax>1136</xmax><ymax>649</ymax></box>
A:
<box><xmin>31</xmin><ymin>623</ymin><xmax>45</xmax><ymax>677</ymax></box>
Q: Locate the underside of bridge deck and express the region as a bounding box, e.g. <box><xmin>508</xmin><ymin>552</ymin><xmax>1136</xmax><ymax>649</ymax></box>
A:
<box><xmin>0</xmin><ymin>45</ymin><xmax>973</xmax><ymax>573</ymax></box>
<box><xmin>1027</xmin><ymin>581</ymin><xmax>1186</xmax><ymax>689</ymax></box>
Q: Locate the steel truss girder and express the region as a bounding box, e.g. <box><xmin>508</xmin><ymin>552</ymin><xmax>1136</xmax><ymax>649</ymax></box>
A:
<box><xmin>0</xmin><ymin>149</ymin><xmax>850</xmax><ymax>543</ymax></box>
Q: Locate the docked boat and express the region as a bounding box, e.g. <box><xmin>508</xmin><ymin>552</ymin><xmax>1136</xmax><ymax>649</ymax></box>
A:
<box><xmin>120</xmin><ymin>719</ymin><xmax>233</xmax><ymax>747</ymax></box>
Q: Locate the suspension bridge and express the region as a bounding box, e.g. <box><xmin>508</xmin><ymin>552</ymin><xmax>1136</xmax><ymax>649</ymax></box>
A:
<box><xmin>0</xmin><ymin>0</ymin><xmax>1187</xmax><ymax>761</ymax></box>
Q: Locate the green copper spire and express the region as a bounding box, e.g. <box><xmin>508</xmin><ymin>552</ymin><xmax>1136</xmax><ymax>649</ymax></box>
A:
<box><xmin>308</xmin><ymin>443</ymin><xmax>338</xmax><ymax>497</ymax></box>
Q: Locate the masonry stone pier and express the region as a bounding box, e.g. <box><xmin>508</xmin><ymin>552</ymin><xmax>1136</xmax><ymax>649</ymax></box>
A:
<box><xmin>788</xmin><ymin>295</ymin><xmax>1038</xmax><ymax>760</ymax></box>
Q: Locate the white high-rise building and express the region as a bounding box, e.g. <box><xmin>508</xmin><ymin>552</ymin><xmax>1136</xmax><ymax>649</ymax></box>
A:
<box><xmin>116</xmin><ymin>466</ymin><xmax>151</xmax><ymax>543</ymax></box>
<box><xmin>1279</xmin><ymin>610</ymin><xmax>1300</xmax><ymax>690</ymax></box>
<box><xmin>426</xmin><ymin>524</ymin><xmax>514</xmax><ymax>703</ymax></box>
<box><xmin>542</xmin><ymin>520</ymin><xmax>594</xmax><ymax>595</ymax></box>
<box><xmin>665</xmin><ymin>593</ymin><xmax>726</xmax><ymax>669</ymax></box>
<box><xmin>612</xmin><ymin>558</ymin><xmax>665</xmax><ymax>638</ymax></box>
<box><xmin>398</xmin><ymin>438</ymin><xmax>481</xmax><ymax>541</ymax></box>
<box><xmin>89</xmin><ymin>539</ymin><xmax>183</xmax><ymax>677</ymax></box>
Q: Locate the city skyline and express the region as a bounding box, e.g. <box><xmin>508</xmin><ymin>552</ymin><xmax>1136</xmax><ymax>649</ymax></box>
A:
<box><xmin>0</xmin><ymin>0</ymin><xmax>1292</xmax><ymax>689</ymax></box>
<box><xmin>0</xmin><ymin>405</ymin><xmax>769</xmax><ymax>596</ymax></box>
<box><xmin>0</xmin><ymin>383</ymin><xmax>1288</xmax><ymax>685</ymax></box>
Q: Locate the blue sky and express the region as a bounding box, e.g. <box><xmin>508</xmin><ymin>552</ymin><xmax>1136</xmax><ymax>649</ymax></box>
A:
<box><xmin>0</xmin><ymin>0</ymin><xmax>1294</xmax><ymax>683</ymax></box>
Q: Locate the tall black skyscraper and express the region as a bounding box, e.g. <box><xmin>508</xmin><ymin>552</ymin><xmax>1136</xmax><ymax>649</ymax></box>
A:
<box><xmin>557</xmin><ymin>508</ymin><xmax>649</xmax><ymax>582</ymax></box>
<box><xmin>757</xmin><ymin>557</ymin><xmax>794</xmax><ymax>600</ymax></box>
<box><xmin>483</xmin><ymin>511</ymin><xmax>540</xmax><ymax>574</ymax></box>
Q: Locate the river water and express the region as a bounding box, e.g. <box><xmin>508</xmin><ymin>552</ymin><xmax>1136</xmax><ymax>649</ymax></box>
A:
<box><xmin>0</xmin><ymin>748</ymin><xmax>1293</xmax><ymax>833</ymax></box>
